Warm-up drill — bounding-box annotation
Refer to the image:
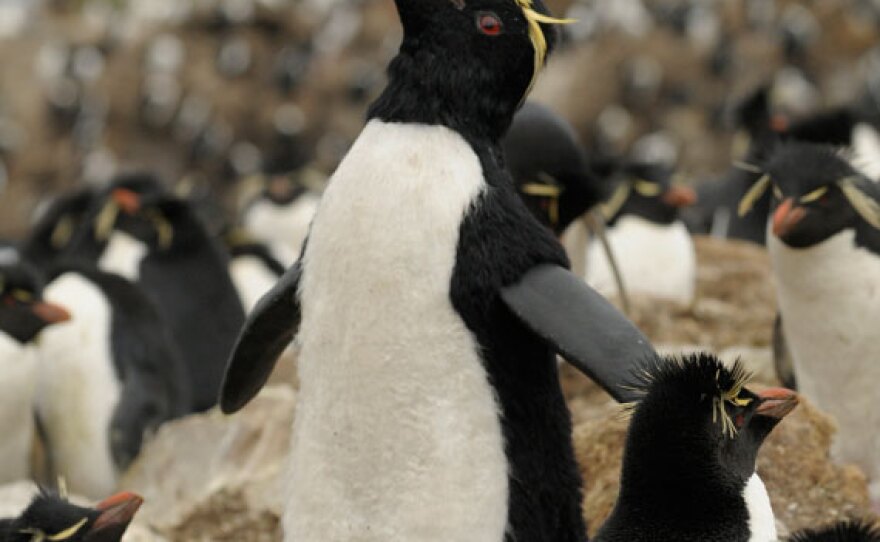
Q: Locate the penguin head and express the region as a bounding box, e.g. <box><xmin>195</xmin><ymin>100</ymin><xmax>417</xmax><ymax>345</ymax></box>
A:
<box><xmin>789</xmin><ymin>520</ymin><xmax>880</xmax><ymax>542</ymax></box>
<box><xmin>371</xmin><ymin>0</ymin><xmax>572</xmax><ymax>140</ymax></box>
<box><xmin>4</xmin><ymin>490</ymin><xmax>142</xmax><ymax>542</ymax></box>
<box><xmin>739</xmin><ymin>142</ymin><xmax>880</xmax><ymax>248</ymax></box>
<box><xmin>601</xmin><ymin>161</ymin><xmax>697</xmax><ymax>224</ymax></box>
<box><xmin>24</xmin><ymin>189</ymin><xmax>98</xmax><ymax>267</ymax></box>
<box><xmin>624</xmin><ymin>354</ymin><xmax>797</xmax><ymax>487</ymax></box>
<box><xmin>0</xmin><ymin>263</ymin><xmax>70</xmax><ymax>344</ymax></box>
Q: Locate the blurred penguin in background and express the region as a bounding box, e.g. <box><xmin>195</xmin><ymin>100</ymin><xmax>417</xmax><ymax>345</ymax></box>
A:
<box><xmin>0</xmin><ymin>262</ymin><xmax>69</xmax><ymax>484</ymax></box>
<box><xmin>21</xmin><ymin>188</ymin><xmax>98</xmax><ymax>269</ymax></box>
<box><xmin>741</xmin><ymin>141</ymin><xmax>880</xmax><ymax>503</ymax></box>
<box><xmin>586</xmin><ymin>134</ymin><xmax>698</xmax><ymax>305</ymax></box>
<box><xmin>36</xmin><ymin>262</ymin><xmax>191</xmax><ymax>499</ymax></box>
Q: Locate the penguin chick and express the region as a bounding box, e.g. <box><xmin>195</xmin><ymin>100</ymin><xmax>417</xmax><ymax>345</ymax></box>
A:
<box><xmin>36</xmin><ymin>263</ymin><xmax>192</xmax><ymax>499</ymax></box>
<box><xmin>0</xmin><ymin>490</ymin><xmax>142</xmax><ymax>542</ymax></box>
<box><xmin>743</xmin><ymin>142</ymin><xmax>880</xmax><ymax>502</ymax></box>
<box><xmin>789</xmin><ymin>520</ymin><xmax>880</xmax><ymax>542</ymax></box>
<box><xmin>596</xmin><ymin>353</ymin><xmax>798</xmax><ymax>542</ymax></box>
<box><xmin>68</xmin><ymin>174</ymin><xmax>244</xmax><ymax>412</ymax></box>
<box><xmin>0</xmin><ymin>262</ymin><xmax>70</xmax><ymax>484</ymax></box>
<box><xmin>586</xmin><ymin>159</ymin><xmax>697</xmax><ymax>304</ymax></box>
<box><xmin>241</xmin><ymin>175</ymin><xmax>320</xmax><ymax>267</ymax></box>
<box><xmin>503</xmin><ymin>101</ymin><xmax>609</xmax><ymax>235</ymax></box>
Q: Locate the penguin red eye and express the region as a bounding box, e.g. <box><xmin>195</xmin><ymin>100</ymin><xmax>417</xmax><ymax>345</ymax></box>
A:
<box><xmin>477</xmin><ymin>12</ymin><xmax>503</xmax><ymax>36</ymax></box>
<box><xmin>735</xmin><ymin>414</ymin><xmax>745</xmax><ymax>428</ymax></box>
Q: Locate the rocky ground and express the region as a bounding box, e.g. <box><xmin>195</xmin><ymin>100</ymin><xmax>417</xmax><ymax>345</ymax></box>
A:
<box><xmin>0</xmin><ymin>236</ymin><xmax>866</xmax><ymax>541</ymax></box>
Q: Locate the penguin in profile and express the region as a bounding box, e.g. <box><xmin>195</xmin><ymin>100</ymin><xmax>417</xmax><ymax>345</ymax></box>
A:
<box><xmin>0</xmin><ymin>262</ymin><xmax>70</xmax><ymax>484</ymax></box>
<box><xmin>739</xmin><ymin>141</ymin><xmax>880</xmax><ymax>502</ymax></box>
<box><xmin>21</xmin><ymin>188</ymin><xmax>97</xmax><ymax>269</ymax></box>
<box><xmin>586</xmin><ymin>158</ymin><xmax>698</xmax><ymax>304</ymax></box>
<box><xmin>596</xmin><ymin>354</ymin><xmax>798</xmax><ymax>542</ymax></box>
<box><xmin>0</xmin><ymin>490</ymin><xmax>142</xmax><ymax>542</ymax></box>
<box><xmin>241</xmin><ymin>174</ymin><xmax>321</xmax><ymax>267</ymax></box>
<box><xmin>502</xmin><ymin>100</ymin><xmax>608</xmax><ymax>235</ymax></box>
<box><xmin>36</xmin><ymin>262</ymin><xmax>191</xmax><ymax>499</ymax></box>
<box><xmin>220</xmin><ymin>1</ymin><xmax>654</xmax><ymax>541</ymax></box>
<box><xmin>789</xmin><ymin>521</ymin><xmax>880</xmax><ymax>542</ymax></box>
<box><xmin>67</xmin><ymin>174</ymin><xmax>244</xmax><ymax>412</ymax></box>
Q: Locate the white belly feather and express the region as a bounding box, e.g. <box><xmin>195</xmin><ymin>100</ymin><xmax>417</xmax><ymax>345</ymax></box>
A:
<box><xmin>245</xmin><ymin>193</ymin><xmax>320</xmax><ymax>267</ymax></box>
<box><xmin>287</xmin><ymin>120</ymin><xmax>508</xmax><ymax>541</ymax></box>
<box><xmin>743</xmin><ymin>473</ymin><xmax>777</xmax><ymax>542</ymax></box>
<box><xmin>586</xmin><ymin>216</ymin><xmax>696</xmax><ymax>304</ymax></box>
<box><xmin>0</xmin><ymin>333</ymin><xmax>38</xmax><ymax>483</ymax></box>
<box><xmin>769</xmin><ymin>229</ymin><xmax>880</xmax><ymax>499</ymax></box>
<box><xmin>37</xmin><ymin>273</ymin><xmax>121</xmax><ymax>499</ymax></box>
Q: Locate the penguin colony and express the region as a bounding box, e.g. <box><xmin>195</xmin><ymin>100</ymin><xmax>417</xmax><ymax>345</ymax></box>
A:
<box><xmin>0</xmin><ymin>0</ymin><xmax>875</xmax><ymax>540</ymax></box>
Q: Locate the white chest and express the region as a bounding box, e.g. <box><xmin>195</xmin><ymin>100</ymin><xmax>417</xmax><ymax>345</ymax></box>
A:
<box><xmin>585</xmin><ymin>216</ymin><xmax>696</xmax><ymax>304</ymax></box>
<box><xmin>244</xmin><ymin>193</ymin><xmax>320</xmax><ymax>267</ymax></box>
<box><xmin>37</xmin><ymin>273</ymin><xmax>121</xmax><ymax>499</ymax></box>
<box><xmin>769</xmin><ymin>229</ymin><xmax>880</xmax><ymax>493</ymax></box>
<box><xmin>287</xmin><ymin>120</ymin><xmax>508</xmax><ymax>541</ymax></box>
<box><xmin>851</xmin><ymin>123</ymin><xmax>880</xmax><ymax>181</ymax></box>
<box><xmin>743</xmin><ymin>473</ymin><xmax>777</xmax><ymax>542</ymax></box>
<box><xmin>98</xmin><ymin>231</ymin><xmax>147</xmax><ymax>281</ymax></box>
<box><xmin>229</xmin><ymin>255</ymin><xmax>280</xmax><ymax>313</ymax></box>
<box><xmin>0</xmin><ymin>333</ymin><xmax>38</xmax><ymax>483</ymax></box>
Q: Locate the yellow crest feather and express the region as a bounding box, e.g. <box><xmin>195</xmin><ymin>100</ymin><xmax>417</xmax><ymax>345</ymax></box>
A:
<box><xmin>514</xmin><ymin>0</ymin><xmax>575</xmax><ymax>96</ymax></box>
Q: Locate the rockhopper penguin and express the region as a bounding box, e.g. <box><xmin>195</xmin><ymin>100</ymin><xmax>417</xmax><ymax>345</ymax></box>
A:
<box><xmin>0</xmin><ymin>263</ymin><xmax>70</xmax><ymax>484</ymax></box>
<box><xmin>739</xmin><ymin>141</ymin><xmax>880</xmax><ymax>502</ymax></box>
<box><xmin>596</xmin><ymin>353</ymin><xmax>798</xmax><ymax>542</ymax></box>
<box><xmin>220</xmin><ymin>1</ymin><xmax>654</xmax><ymax>541</ymax></box>
<box><xmin>0</xmin><ymin>490</ymin><xmax>142</xmax><ymax>542</ymax></box>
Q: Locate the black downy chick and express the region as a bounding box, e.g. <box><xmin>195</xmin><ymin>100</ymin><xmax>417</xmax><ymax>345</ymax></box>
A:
<box><xmin>596</xmin><ymin>353</ymin><xmax>798</xmax><ymax>542</ymax></box>
<box><xmin>503</xmin><ymin>100</ymin><xmax>609</xmax><ymax>235</ymax></box>
<box><xmin>0</xmin><ymin>490</ymin><xmax>142</xmax><ymax>542</ymax></box>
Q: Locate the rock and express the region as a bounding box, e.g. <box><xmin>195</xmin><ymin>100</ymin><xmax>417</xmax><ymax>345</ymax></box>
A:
<box><xmin>121</xmin><ymin>386</ymin><xmax>295</xmax><ymax>541</ymax></box>
<box><xmin>572</xmin><ymin>393</ymin><xmax>872</xmax><ymax>537</ymax></box>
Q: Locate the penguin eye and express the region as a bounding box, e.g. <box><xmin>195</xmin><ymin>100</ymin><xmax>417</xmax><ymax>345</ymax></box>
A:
<box><xmin>476</xmin><ymin>12</ymin><xmax>503</xmax><ymax>36</ymax></box>
<box><xmin>734</xmin><ymin>413</ymin><xmax>745</xmax><ymax>428</ymax></box>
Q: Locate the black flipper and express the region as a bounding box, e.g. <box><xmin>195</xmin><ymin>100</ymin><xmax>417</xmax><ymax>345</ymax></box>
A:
<box><xmin>220</xmin><ymin>262</ymin><xmax>302</xmax><ymax>413</ymax></box>
<box><xmin>500</xmin><ymin>264</ymin><xmax>654</xmax><ymax>403</ymax></box>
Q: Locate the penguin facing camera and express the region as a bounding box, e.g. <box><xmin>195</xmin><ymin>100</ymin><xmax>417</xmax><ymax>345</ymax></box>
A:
<box><xmin>596</xmin><ymin>354</ymin><xmax>798</xmax><ymax>542</ymax></box>
<box><xmin>586</xmin><ymin>156</ymin><xmax>698</xmax><ymax>305</ymax></box>
<box><xmin>789</xmin><ymin>521</ymin><xmax>880</xmax><ymax>542</ymax></box>
<box><xmin>66</xmin><ymin>174</ymin><xmax>244</xmax><ymax>413</ymax></box>
<box><xmin>502</xmin><ymin>100</ymin><xmax>609</xmax><ymax>236</ymax></box>
<box><xmin>36</xmin><ymin>262</ymin><xmax>191</xmax><ymax>499</ymax></box>
<box><xmin>241</xmin><ymin>173</ymin><xmax>321</xmax><ymax>267</ymax></box>
<box><xmin>220</xmin><ymin>1</ymin><xmax>655</xmax><ymax>540</ymax></box>
<box><xmin>0</xmin><ymin>262</ymin><xmax>70</xmax><ymax>484</ymax></box>
<box><xmin>739</xmin><ymin>141</ymin><xmax>880</xmax><ymax>502</ymax></box>
<box><xmin>21</xmin><ymin>188</ymin><xmax>98</xmax><ymax>270</ymax></box>
<box><xmin>0</xmin><ymin>490</ymin><xmax>142</xmax><ymax>542</ymax></box>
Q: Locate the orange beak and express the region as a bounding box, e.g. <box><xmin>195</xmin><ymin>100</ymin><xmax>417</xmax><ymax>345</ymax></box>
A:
<box><xmin>756</xmin><ymin>387</ymin><xmax>798</xmax><ymax>419</ymax></box>
<box><xmin>771</xmin><ymin>198</ymin><xmax>807</xmax><ymax>238</ymax></box>
<box><xmin>31</xmin><ymin>301</ymin><xmax>71</xmax><ymax>324</ymax></box>
<box><xmin>90</xmin><ymin>491</ymin><xmax>144</xmax><ymax>532</ymax></box>
<box><xmin>662</xmin><ymin>185</ymin><xmax>697</xmax><ymax>208</ymax></box>
<box><xmin>112</xmin><ymin>189</ymin><xmax>141</xmax><ymax>215</ymax></box>
<box><xmin>770</xmin><ymin>114</ymin><xmax>790</xmax><ymax>133</ymax></box>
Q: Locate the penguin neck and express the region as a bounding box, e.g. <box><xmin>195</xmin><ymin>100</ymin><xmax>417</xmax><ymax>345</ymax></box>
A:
<box><xmin>367</xmin><ymin>46</ymin><xmax>521</xmax><ymax>145</ymax></box>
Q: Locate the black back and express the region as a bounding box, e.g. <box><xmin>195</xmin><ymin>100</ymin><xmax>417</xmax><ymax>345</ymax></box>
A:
<box><xmin>790</xmin><ymin>521</ymin><xmax>880</xmax><ymax>542</ymax></box>
<box><xmin>597</xmin><ymin>354</ymin><xmax>786</xmax><ymax>542</ymax></box>
<box><xmin>45</xmin><ymin>262</ymin><xmax>192</xmax><ymax>470</ymax></box>
<box><xmin>368</xmin><ymin>1</ymin><xmax>586</xmax><ymax>540</ymax></box>
<box><xmin>503</xmin><ymin>101</ymin><xmax>608</xmax><ymax>234</ymax></box>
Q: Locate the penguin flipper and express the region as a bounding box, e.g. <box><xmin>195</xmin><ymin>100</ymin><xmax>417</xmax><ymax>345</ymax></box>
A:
<box><xmin>220</xmin><ymin>262</ymin><xmax>302</xmax><ymax>413</ymax></box>
<box><xmin>500</xmin><ymin>264</ymin><xmax>654</xmax><ymax>403</ymax></box>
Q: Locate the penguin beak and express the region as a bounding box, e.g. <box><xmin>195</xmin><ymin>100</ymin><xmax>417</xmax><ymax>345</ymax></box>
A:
<box><xmin>86</xmin><ymin>491</ymin><xmax>143</xmax><ymax>541</ymax></box>
<box><xmin>661</xmin><ymin>185</ymin><xmax>697</xmax><ymax>208</ymax></box>
<box><xmin>112</xmin><ymin>189</ymin><xmax>141</xmax><ymax>215</ymax></box>
<box><xmin>755</xmin><ymin>387</ymin><xmax>798</xmax><ymax>419</ymax></box>
<box><xmin>31</xmin><ymin>301</ymin><xmax>71</xmax><ymax>325</ymax></box>
<box><xmin>771</xmin><ymin>198</ymin><xmax>806</xmax><ymax>238</ymax></box>
<box><xmin>267</xmin><ymin>177</ymin><xmax>295</xmax><ymax>202</ymax></box>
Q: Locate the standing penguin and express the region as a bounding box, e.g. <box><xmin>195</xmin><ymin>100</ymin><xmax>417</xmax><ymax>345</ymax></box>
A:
<box><xmin>36</xmin><ymin>263</ymin><xmax>192</xmax><ymax>499</ymax></box>
<box><xmin>596</xmin><ymin>354</ymin><xmax>798</xmax><ymax>542</ymax></box>
<box><xmin>220</xmin><ymin>1</ymin><xmax>654</xmax><ymax>541</ymax></box>
<box><xmin>502</xmin><ymin>100</ymin><xmax>609</xmax><ymax>235</ymax></box>
<box><xmin>0</xmin><ymin>262</ymin><xmax>70</xmax><ymax>484</ymax></box>
<box><xmin>586</xmin><ymin>159</ymin><xmax>698</xmax><ymax>304</ymax></box>
<box><xmin>67</xmin><ymin>175</ymin><xmax>245</xmax><ymax>412</ymax></box>
<box><xmin>739</xmin><ymin>141</ymin><xmax>880</xmax><ymax>502</ymax></box>
<box><xmin>0</xmin><ymin>490</ymin><xmax>142</xmax><ymax>542</ymax></box>
<box><xmin>241</xmin><ymin>175</ymin><xmax>321</xmax><ymax>267</ymax></box>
